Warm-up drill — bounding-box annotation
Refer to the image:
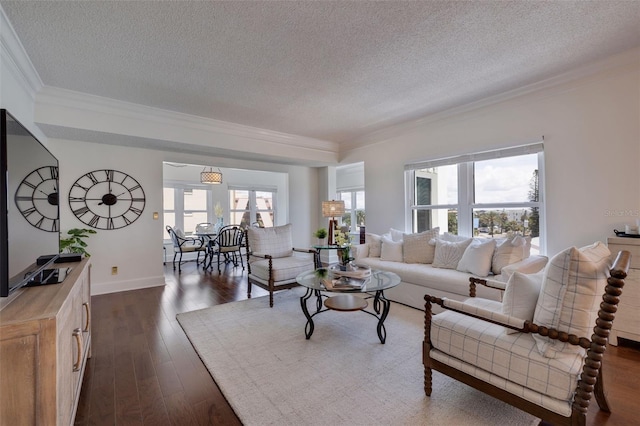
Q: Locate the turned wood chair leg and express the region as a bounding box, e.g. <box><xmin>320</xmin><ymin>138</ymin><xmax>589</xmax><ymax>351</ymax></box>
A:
<box><xmin>594</xmin><ymin>365</ymin><xmax>611</xmax><ymax>412</ymax></box>
<box><xmin>424</xmin><ymin>296</ymin><xmax>433</xmax><ymax>396</ymax></box>
<box><xmin>269</xmin><ymin>279</ymin><xmax>274</xmax><ymax>308</ymax></box>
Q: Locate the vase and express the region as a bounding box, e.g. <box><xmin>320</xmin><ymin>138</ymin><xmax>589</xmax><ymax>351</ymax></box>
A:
<box><xmin>214</xmin><ymin>217</ymin><xmax>223</xmax><ymax>233</ymax></box>
<box><xmin>338</xmin><ymin>248</ymin><xmax>351</xmax><ymax>268</ymax></box>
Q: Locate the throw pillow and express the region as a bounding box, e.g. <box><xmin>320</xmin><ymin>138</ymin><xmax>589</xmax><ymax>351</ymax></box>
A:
<box><xmin>532</xmin><ymin>241</ymin><xmax>611</xmax><ymax>358</ymax></box>
<box><xmin>491</xmin><ymin>235</ymin><xmax>527</xmax><ymax>275</ymax></box>
<box><xmin>246</xmin><ymin>224</ymin><xmax>293</xmax><ymax>258</ymax></box>
<box><xmin>432</xmin><ymin>238</ymin><xmax>472</xmax><ymax>269</ymax></box>
<box><xmin>403</xmin><ymin>227</ymin><xmax>440</xmax><ymax>264</ymax></box>
<box><xmin>456</xmin><ymin>238</ymin><xmax>497</xmax><ymax>277</ymax></box>
<box><xmin>366</xmin><ymin>233</ymin><xmax>382</xmax><ymax>257</ymax></box>
<box><xmin>502</xmin><ymin>271</ymin><xmax>544</xmax><ymax>335</ymax></box>
<box><xmin>440</xmin><ymin>232</ymin><xmax>469</xmax><ymax>243</ymax></box>
<box><xmin>380</xmin><ymin>236</ymin><xmax>403</xmax><ymax>262</ymax></box>
<box><xmin>389</xmin><ymin>228</ymin><xmax>406</xmax><ymax>242</ymax></box>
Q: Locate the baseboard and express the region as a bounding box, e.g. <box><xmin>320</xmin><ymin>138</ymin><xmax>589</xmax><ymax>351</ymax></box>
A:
<box><xmin>91</xmin><ymin>275</ymin><xmax>166</xmax><ymax>295</ymax></box>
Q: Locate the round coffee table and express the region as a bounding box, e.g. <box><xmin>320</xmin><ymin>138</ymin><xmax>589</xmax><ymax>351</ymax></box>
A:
<box><xmin>296</xmin><ymin>268</ymin><xmax>400</xmax><ymax>344</ymax></box>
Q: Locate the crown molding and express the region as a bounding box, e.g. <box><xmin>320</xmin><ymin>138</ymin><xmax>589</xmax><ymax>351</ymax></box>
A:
<box><xmin>0</xmin><ymin>4</ymin><xmax>43</xmax><ymax>100</ymax></box>
<box><xmin>341</xmin><ymin>47</ymin><xmax>640</xmax><ymax>152</ymax></box>
<box><xmin>35</xmin><ymin>86</ymin><xmax>339</xmax><ymax>153</ymax></box>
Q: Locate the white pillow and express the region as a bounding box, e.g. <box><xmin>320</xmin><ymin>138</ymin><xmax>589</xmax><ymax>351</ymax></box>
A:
<box><xmin>532</xmin><ymin>242</ymin><xmax>611</xmax><ymax>358</ymax></box>
<box><xmin>440</xmin><ymin>232</ymin><xmax>470</xmax><ymax>243</ymax></box>
<box><xmin>366</xmin><ymin>233</ymin><xmax>382</xmax><ymax>257</ymax></box>
<box><xmin>502</xmin><ymin>271</ymin><xmax>543</xmax><ymax>334</ymax></box>
<box><xmin>491</xmin><ymin>235</ymin><xmax>527</xmax><ymax>275</ymax></box>
<box><xmin>456</xmin><ymin>238</ymin><xmax>497</xmax><ymax>277</ymax></box>
<box><xmin>432</xmin><ymin>238</ymin><xmax>472</xmax><ymax>269</ymax></box>
<box><xmin>380</xmin><ymin>237</ymin><xmax>403</xmax><ymax>262</ymax></box>
<box><xmin>389</xmin><ymin>228</ymin><xmax>406</xmax><ymax>242</ymax></box>
<box><xmin>403</xmin><ymin>228</ymin><xmax>440</xmax><ymax>264</ymax></box>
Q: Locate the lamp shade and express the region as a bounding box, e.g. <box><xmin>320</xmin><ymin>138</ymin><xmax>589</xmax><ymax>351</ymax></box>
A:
<box><xmin>322</xmin><ymin>200</ymin><xmax>345</xmax><ymax>218</ymax></box>
<box><xmin>201</xmin><ymin>167</ymin><xmax>223</xmax><ymax>184</ymax></box>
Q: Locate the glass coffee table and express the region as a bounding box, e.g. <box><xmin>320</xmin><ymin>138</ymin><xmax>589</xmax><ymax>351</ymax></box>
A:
<box><xmin>296</xmin><ymin>268</ymin><xmax>401</xmax><ymax>344</ymax></box>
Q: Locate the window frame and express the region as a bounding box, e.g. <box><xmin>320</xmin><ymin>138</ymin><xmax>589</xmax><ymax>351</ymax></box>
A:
<box><xmin>337</xmin><ymin>189</ymin><xmax>365</xmax><ymax>233</ymax></box>
<box><xmin>163</xmin><ymin>183</ymin><xmax>213</xmax><ymax>239</ymax></box>
<box><xmin>404</xmin><ymin>142</ymin><xmax>545</xmax><ymax>253</ymax></box>
<box><xmin>228</xmin><ymin>186</ymin><xmax>277</xmax><ymax>228</ymax></box>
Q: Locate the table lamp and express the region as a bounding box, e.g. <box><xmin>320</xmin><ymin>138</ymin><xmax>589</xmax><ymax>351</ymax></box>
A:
<box><xmin>322</xmin><ymin>200</ymin><xmax>345</xmax><ymax>245</ymax></box>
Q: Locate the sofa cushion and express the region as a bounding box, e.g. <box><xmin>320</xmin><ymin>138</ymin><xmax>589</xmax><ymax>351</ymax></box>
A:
<box><xmin>389</xmin><ymin>228</ymin><xmax>406</xmax><ymax>242</ymax></box>
<box><xmin>456</xmin><ymin>238</ymin><xmax>497</xmax><ymax>277</ymax></box>
<box><xmin>432</xmin><ymin>238</ymin><xmax>472</xmax><ymax>269</ymax></box>
<box><xmin>366</xmin><ymin>233</ymin><xmax>382</xmax><ymax>257</ymax></box>
<box><xmin>247</xmin><ymin>224</ymin><xmax>293</xmax><ymax>258</ymax></box>
<box><xmin>403</xmin><ymin>227</ymin><xmax>440</xmax><ymax>264</ymax></box>
<box><xmin>532</xmin><ymin>241</ymin><xmax>611</xmax><ymax>358</ymax></box>
<box><xmin>380</xmin><ymin>236</ymin><xmax>403</xmax><ymax>262</ymax></box>
<box><xmin>430</xmin><ymin>298</ymin><xmax>584</xmax><ymax>404</ymax></box>
<box><xmin>502</xmin><ymin>271</ymin><xmax>544</xmax><ymax>334</ymax></box>
<box><xmin>492</xmin><ymin>235</ymin><xmax>528</xmax><ymax>275</ymax></box>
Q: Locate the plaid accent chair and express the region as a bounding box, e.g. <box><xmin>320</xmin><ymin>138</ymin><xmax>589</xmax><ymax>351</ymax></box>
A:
<box><xmin>246</xmin><ymin>224</ymin><xmax>315</xmax><ymax>307</ymax></box>
<box><xmin>424</xmin><ymin>243</ymin><xmax>631</xmax><ymax>426</ymax></box>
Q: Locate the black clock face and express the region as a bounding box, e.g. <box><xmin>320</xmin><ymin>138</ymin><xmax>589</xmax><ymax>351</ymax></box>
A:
<box><xmin>69</xmin><ymin>169</ymin><xmax>146</xmax><ymax>230</ymax></box>
<box><xmin>15</xmin><ymin>166</ymin><xmax>60</xmax><ymax>232</ymax></box>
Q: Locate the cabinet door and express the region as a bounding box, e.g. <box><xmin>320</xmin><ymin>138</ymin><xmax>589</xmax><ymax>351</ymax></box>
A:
<box><xmin>57</xmin><ymin>285</ymin><xmax>83</xmax><ymax>425</ymax></box>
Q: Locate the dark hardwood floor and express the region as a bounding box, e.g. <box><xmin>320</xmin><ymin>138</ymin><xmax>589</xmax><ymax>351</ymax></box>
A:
<box><xmin>75</xmin><ymin>261</ymin><xmax>640</xmax><ymax>425</ymax></box>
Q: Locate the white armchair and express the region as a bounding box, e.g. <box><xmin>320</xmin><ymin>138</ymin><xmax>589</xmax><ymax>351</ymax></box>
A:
<box><xmin>423</xmin><ymin>243</ymin><xmax>631</xmax><ymax>426</ymax></box>
<box><xmin>245</xmin><ymin>224</ymin><xmax>315</xmax><ymax>307</ymax></box>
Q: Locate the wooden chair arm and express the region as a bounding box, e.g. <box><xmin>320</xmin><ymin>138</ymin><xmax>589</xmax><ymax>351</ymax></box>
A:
<box><xmin>468</xmin><ymin>277</ymin><xmax>506</xmax><ymax>297</ymax></box>
<box><xmin>429</xmin><ymin>250</ymin><xmax>631</xmax><ymax>350</ymax></box>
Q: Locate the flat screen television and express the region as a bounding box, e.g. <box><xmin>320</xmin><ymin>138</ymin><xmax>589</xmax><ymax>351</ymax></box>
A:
<box><xmin>1</xmin><ymin>109</ymin><xmax>60</xmax><ymax>297</ymax></box>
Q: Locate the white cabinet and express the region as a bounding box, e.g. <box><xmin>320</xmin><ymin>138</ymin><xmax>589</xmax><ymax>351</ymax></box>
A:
<box><xmin>607</xmin><ymin>237</ymin><xmax>640</xmax><ymax>345</ymax></box>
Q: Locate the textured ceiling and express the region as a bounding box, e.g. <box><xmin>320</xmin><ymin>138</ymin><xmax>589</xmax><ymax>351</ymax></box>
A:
<box><xmin>2</xmin><ymin>1</ymin><xmax>639</xmax><ymax>143</ymax></box>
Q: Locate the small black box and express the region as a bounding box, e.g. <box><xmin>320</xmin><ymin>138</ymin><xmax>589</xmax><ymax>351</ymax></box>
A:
<box><xmin>55</xmin><ymin>253</ymin><xmax>82</xmax><ymax>263</ymax></box>
<box><xmin>36</xmin><ymin>253</ymin><xmax>83</xmax><ymax>265</ymax></box>
<box><xmin>36</xmin><ymin>254</ymin><xmax>57</xmax><ymax>265</ymax></box>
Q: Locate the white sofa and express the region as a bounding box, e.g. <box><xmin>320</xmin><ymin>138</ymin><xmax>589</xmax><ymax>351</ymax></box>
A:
<box><xmin>351</xmin><ymin>231</ymin><xmax>548</xmax><ymax>310</ymax></box>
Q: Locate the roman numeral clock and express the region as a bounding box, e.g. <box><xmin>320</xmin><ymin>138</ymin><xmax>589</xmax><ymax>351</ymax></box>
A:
<box><xmin>15</xmin><ymin>166</ymin><xmax>60</xmax><ymax>232</ymax></box>
<box><xmin>69</xmin><ymin>169</ymin><xmax>145</xmax><ymax>230</ymax></box>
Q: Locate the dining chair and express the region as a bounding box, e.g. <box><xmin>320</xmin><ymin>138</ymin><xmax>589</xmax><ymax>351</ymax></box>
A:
<box><xmin>195</xmin><ymin>222</ymin><xmax>215</xmax><ymax>268</ymax></box>
<box><xmin>166</xmin><ymin>225</ymin><xmax>207</xmax><ymax>272</ymax></box>
<box><xmin>213</xmin><ymin>225</ymin><xmax>245</xmax><ymax>274</ymax></box>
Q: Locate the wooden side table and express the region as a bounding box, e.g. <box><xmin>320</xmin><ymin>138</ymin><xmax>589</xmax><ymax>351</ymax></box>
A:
<box><xmin>607</xmin><ymin>236</ymin><xmax>640</xmax><ymax>345</ymax></box>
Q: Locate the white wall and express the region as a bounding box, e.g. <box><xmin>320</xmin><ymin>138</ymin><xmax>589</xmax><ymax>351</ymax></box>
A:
<box><xmin>53</xmin><ymin>139</ymin><xmax>166</xmax><ymax>295</ymax></box>
<box><xmin>342</xmin><ymin>57</ymin><xmax>640</xmax><ymax>255</ymax></box>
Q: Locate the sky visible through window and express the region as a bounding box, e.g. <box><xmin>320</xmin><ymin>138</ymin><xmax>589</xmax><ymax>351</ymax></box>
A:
<box><xmin>439</xmin><ymin>154</ymin><xmax>537</xmax><ymax>204</ymax></box>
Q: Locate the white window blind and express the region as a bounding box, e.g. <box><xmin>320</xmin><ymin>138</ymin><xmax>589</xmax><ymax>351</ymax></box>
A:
<box><xmin>404</xmin><ymin>139</ymin><xmax>544</xmax><ymax>171</ymax></box>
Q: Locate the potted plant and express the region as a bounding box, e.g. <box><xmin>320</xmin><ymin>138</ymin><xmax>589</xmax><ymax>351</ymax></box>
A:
<box><xmin>314</xmin><ymin>228</ymin><xmax>328</xmax><ymax>246</ymax></box>
<box><xmin>60</xmin><ymin>228</ymin><xmax>97</xmax><ymax>257</ymax></box>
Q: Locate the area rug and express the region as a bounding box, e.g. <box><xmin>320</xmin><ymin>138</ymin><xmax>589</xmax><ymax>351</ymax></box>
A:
<box><xmin>177</xmin><ymin>289</ymin><xmax>538</xmax><ymax>425</ymax></box>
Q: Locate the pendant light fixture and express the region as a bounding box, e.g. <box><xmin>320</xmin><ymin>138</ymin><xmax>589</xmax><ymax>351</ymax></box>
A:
<box><xmin>200</xmin><ymin>167</ymin><xmax>223</xmax><ymax>184</ymax></box>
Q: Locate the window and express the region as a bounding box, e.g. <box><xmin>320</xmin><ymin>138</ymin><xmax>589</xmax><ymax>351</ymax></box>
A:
<box><xmin>229</xmin><ymin>188</ymin><xmax>276</xmax><ymax>228</ymax></box>
<box><xmin>338</xmin><ymin>190</ymin><xmax>365</xmax><ymax>233</ymax></box>
<box><xmin>163</xmin><ymin>185</ymin><xmax>212</xmax><ymax>239</ymax></box>
<box><xmin>405</xmin><ymin>142</ymin><xmax>544</xmax><ymax>254</ymax></box>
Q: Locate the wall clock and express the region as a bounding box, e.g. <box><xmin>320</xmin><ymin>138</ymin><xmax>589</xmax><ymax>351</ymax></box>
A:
<box><xmin>69</xmin><ymin>169</ymin><xmax>146</xmax><ymax>230</ymax></box>
<box><xmin>14</xmin><ymin>166</ymin><xmax>60</xmax><ymax>232</ymax></box>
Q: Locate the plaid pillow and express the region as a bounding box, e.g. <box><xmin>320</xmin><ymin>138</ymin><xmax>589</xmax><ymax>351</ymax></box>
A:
<box><xmin>532</xmin><ymin>242</ymin><xmax>611</xmax><ymax>358</ymax></box>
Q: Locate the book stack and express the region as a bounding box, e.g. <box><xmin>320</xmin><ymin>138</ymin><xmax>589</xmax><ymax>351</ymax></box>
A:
<box><xmin>323</xmin><ymin>276</ymin><xmax>369</xmax><ymax>291</ymax></box>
